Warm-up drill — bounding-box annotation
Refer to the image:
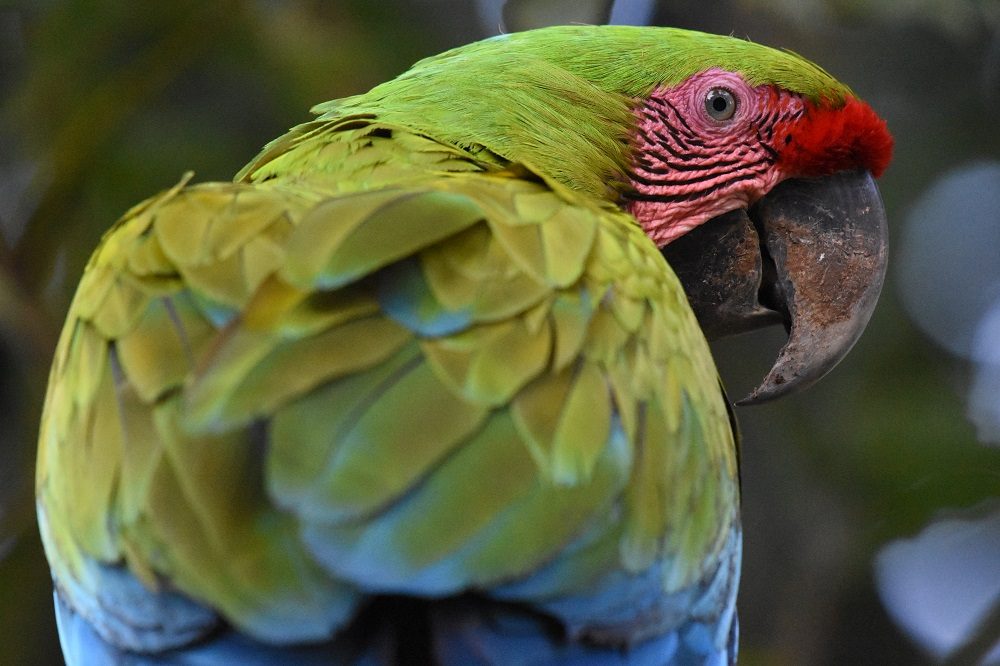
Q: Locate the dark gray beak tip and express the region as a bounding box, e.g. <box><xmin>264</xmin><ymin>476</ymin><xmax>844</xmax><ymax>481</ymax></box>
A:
<box><xmin>738</xmin><ymin>170</ymin><xmax>888</xmax><ymax>405</ymax></box>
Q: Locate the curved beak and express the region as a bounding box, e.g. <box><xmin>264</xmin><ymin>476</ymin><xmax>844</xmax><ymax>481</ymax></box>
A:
<box><xmin>661</xmin><ymin>170</ymin><xmax>888</xmax><ymax>405</ymax></box>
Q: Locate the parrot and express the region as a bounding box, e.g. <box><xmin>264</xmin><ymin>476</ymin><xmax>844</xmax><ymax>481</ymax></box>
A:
<box><xmin>36</xmin><ymin>25</ymin><xmax>892</xmax><ymax>665</ymax></box>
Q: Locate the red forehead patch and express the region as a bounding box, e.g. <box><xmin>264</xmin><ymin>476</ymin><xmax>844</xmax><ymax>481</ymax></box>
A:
<box><xmin>778</xmin><ymin>96</ymin><xmax>893</xmax><ymax>178</ymax></box>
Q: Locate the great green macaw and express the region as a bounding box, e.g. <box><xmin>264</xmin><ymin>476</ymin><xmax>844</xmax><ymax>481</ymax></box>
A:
<box><xmin>37</xmin><ymin>26</ymin><xmax>892</xmax><ymax>665</ymax></box>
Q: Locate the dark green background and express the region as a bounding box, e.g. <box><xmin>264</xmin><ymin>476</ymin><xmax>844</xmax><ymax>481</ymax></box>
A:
<box><xmin>1</xmin><ymin>1</ymin><xmax>997</xmax><ymax>663</ymax></box>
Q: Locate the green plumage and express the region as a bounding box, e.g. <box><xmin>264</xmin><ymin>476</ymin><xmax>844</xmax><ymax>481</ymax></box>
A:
<box><xmin>37</xmin><ymin>24</ymin><xmax>859</xmax><ymax>659</ymax></box>
<box><xmin>39</xmin><ymin>126</ymin><xmax>734</xmax><ymax>638</ymax></box>
<box><xmin>253</xmin><ymin>26</ymin><xmax>851</xmax><ymax>199</ymax></box>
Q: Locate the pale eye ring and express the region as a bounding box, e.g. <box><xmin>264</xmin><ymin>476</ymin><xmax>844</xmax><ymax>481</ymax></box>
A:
<box><xmin>705</xmin><ymin>88</ymin><xmax>737</xmax><ymax>121</ymax></box>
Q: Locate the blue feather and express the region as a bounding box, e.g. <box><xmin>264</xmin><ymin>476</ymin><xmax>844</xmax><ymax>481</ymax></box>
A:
<box><xmin>377</xmin><ymin>257</ymin><xmax>472</xmax><ymax>336</ymax></box>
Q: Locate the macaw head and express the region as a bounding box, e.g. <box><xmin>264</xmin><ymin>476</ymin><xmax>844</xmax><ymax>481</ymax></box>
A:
<box><xmin>317</xmin><ymin>25</ymin><xmax>893</xmax><ymax>402</ymax></box>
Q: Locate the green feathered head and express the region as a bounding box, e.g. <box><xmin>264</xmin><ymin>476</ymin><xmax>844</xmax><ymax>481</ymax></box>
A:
<box><xmin>312</xmin><ymin>25</ymin><xmax>889</xmax><ymax>214</ymax></box>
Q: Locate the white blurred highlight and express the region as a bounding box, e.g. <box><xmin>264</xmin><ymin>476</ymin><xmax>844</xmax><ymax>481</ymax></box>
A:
<box><xmin>875</xmin><ymin>505</ymin><xmax>1000</xmax><ymax>663</ymax></box>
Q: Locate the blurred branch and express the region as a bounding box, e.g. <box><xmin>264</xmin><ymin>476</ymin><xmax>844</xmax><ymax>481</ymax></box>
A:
<box><xmin>983</xmin><ymin>17</ymin><xmax>1000</xmax><ymax>103</ymax></box>
<box><xmin>500</xmin><ymin>0</ymin><xmax>614</xmax><ymax>31</ymax></box>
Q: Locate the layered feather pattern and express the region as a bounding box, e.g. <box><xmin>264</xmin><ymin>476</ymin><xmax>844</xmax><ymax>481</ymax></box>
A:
<box><xmin>38</xmin><ymin>115</ymin><xmax>739</xmax><ymax>662</ymax></box>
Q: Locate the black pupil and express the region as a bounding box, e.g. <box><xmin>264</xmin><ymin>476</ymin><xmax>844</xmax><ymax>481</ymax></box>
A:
<box><xmin>712</xmin><ymin>95</ymin><xmax>728</xmax><ymax>112</ymax></box>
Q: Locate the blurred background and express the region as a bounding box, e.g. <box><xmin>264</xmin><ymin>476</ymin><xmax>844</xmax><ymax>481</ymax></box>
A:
<box><xmin>1</xmin><ymin>0</ymin><xmax>998</xmax><ymax>663</ymax></box>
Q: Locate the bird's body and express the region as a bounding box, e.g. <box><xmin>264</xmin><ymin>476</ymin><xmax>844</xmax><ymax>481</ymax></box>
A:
<box><xmin>37</xmin><ymin>26</ymin><xmax>891</xmax><ymax>664</ymax></box>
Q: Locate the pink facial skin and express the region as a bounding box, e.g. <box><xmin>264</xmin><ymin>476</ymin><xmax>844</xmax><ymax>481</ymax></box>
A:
<box><xmin>625</xmin><ymin>69</ymin><xmax>806</xmax><ymax>246</ymax></box>
<box><xmin>626</xmin><ymin>69</ymin><xmax>893</xmax><ymax>247</ymax></box>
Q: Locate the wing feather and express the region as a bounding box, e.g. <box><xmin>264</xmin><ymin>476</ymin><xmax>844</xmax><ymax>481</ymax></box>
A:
<box><xmin>38</xmin><ymin>148</ymin><xmax>738</xmax><ymax>653</ymax></box>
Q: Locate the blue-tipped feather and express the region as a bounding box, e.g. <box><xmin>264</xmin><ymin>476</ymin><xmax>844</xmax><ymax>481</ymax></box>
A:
<box><xmin>55</xmin><ymin>590</ymin><xmax>380</xmax><ymax>666</ymax></box>
<box><xmin>377</xmin><ymin>257</ymin><xmax>472</xmax><ymax>336</ymax></box>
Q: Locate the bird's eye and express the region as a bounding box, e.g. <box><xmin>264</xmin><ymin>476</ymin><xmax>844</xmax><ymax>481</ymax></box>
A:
<box><xmin>705</xmin><ymin>88</ymin><xmax>737</xmax><ymax>121</ymax></box>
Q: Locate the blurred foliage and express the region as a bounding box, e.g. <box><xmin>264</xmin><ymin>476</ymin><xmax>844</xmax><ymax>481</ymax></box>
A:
<box><xmin>1</xmin><ymin>1</ymin><xmax>998</xmax><ymax>664</ymax></box>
